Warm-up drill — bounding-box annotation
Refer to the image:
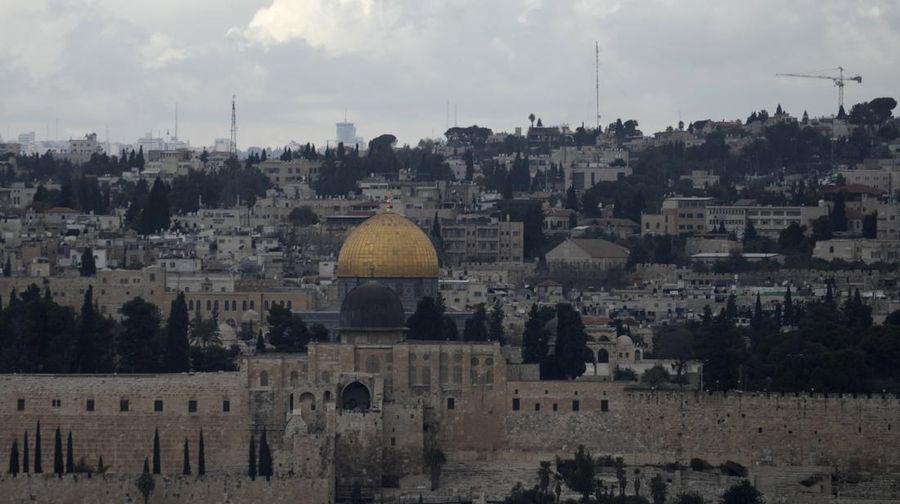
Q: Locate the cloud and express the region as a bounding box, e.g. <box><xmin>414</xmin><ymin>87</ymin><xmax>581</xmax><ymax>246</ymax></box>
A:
<box><xmin>231</xmin><ymin>0</ymin><xmax>420</xmax><ymax>57</ymax></box>
<box><xmin>142</xmin><ymin>34</ymin><xmax>189</xmax><ymax>69</ymax></box>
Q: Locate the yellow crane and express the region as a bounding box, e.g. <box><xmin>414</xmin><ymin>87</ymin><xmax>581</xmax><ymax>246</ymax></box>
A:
<box><xmin>776</xmin><ymin>66</ymin><xmax>862</xmax><ymax>111</ymax></box>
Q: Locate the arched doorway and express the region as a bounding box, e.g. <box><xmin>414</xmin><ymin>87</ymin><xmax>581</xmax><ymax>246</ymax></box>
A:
<box><xmin>597</xmin><ymin>349</ymin><xmax>610</xmax><ymax>364</ymax></box>
<box><xmin>341</xmin><ymin>382</ymin><xmax>371</xmax><ymax>411</ymax></box>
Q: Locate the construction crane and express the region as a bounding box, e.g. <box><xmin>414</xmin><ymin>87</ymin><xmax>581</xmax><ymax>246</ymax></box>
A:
<box><xmin>776</xmin><ymin>67</ymin><xmax>862</xmax><ymax>111</ymax></box>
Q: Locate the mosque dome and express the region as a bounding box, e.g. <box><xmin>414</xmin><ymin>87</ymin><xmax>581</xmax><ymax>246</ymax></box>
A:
<box><xmin>340</xmin><ymin>281</ymin><xmax>406</xmax><ymax>330</ymax></box>
<box><xmin>336</xmin><ymin>211</ymin><xmax>439</xmax><ymax>279</ymax></box>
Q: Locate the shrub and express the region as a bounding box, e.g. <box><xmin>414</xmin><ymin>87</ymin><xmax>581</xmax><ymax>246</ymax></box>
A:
<box><xmin>719</xmin><ymin>460</ymin><xmax>747</xmax><ymax>478</ymax></box>
<box><xmin>690</xmin><ymin>458</ymin><xmax>713</xmax><ymax>472</ymax></box>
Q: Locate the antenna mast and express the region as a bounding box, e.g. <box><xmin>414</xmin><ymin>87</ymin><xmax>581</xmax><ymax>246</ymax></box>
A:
<box><xmin>595</xmin><ymin>41</ymin><xmax>601</xmax><ymax>130</ymax></box>
<box><xmin>229</xmin><ymin>94</ymin><xmax>237</xmax><ymax>157</ymax></box>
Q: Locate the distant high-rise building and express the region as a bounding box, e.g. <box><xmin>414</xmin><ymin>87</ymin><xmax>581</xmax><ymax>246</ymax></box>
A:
<box><xmin>18</xmin><ymin>132</ymin><xmax>35</xmax><ymax>144</ymax></box>
<box><xmin>336</xmin><ymin>122</ymin><xmax>364</xmax><ymax>149</ymax></box>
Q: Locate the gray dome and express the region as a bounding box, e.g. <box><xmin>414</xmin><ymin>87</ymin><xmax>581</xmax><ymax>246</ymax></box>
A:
<box><xmin>340</xmin><ymin>281</ymin><xmax>405</xmax><ymax>330</ymax></box>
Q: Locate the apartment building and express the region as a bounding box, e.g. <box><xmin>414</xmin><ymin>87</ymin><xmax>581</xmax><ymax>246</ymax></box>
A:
<box><xmin>641</xmin><ymin>197</ymin><xmax>716</xmax><ymax>236</ymax></box>
<box><xmin>440</xmin><ymin>215</ymin><xmax>524</xmax><ymax>264</ymax></box>
<box><xmin>706</xmin><ymin>203</ymin><xmax>828</xmax><ymax>238</ymax></box>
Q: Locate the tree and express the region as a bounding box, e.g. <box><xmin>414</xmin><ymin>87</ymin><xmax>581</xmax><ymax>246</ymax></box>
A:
<box><xmin>255</xmin><ymin>331</ymin><xmax>266</xmax><ymax>353</ymax></box>
<box><xmin>529</xmin><ymin>113</ymin><xmax>536</xmax><ymax>128</ymax></box>
<box><xmin>564</xmin><ymin>187</ymin><xmax>580</xmax><ymax>211</ymax></box>
<box><xmin>22</xmin><ymin>432</ymin><xmax>28</xmax><ymax>474</ymax></box>
<box><xmin>725</xmin><ymin>294</ymin><xmax>738</xmax><ymax>320</ymax></box>
<box><xmin>118</xmin><ymin>298</ymin><xmax>162</xmax><ymax>373</ymax></box>
<box><xmin>197</xmin><ymin>430</ymin><xmax>206</xmax><ymax>476</ymax></box>
<box><xmin>34</xmin><ymin>422</ymin><xmax>42</xmax><ymax>473</ymax></box>
<box><xmin>522</xmin><ymin>304</ymin><xmax>551</xmax><ymax>364</ymax></box>
<box><xmin>74</xmin><ymin>286</ymin><xmax>96</xmax><ymax>373</ymax></box>
<box><xmin>673</xmin><ymin>494</ymin><xmax>705</xmax><ymax>504</ymax></box>
<box><xmin>65</xmin><ymin>431</ymin><xmax>74</xmax><ymax>474</ymax></box>
<box><xmin>3</xmin><ymin>257</ymin><xmax>11</xmax><ymax>277</ymax></box>
<box><xmin>650</xmin><ymin>474</ymin><xmax>668</xmax><ymax>504</ymax></box>
<box><xmin>831</xmin><ymin>192</ymin><xmax>847</xmax><ymax>232</ymax></box>
<box><xmin>136</xmin><ymin>460</ymin><xmax>155</xmax><ymax>504</ymax></box>
<box><xmin>642</xmin><ymin>365</ymin><xmax>671</xmax><ymax>387</ymax></box>
<box><xmin>406</xmin><ymin>296</ymin><xmax>445</xmax><ymax>340</ymax></box>
<box><xmin>152</xmin><ymin>428</ymin><xmax>161</xmax><ymax>474</ymax></box>
<box><xmin>862</xmin><ymin>212</ymin><xmax>877</xmax><ymax>238</ymax></box>
<box><xmin>79</xmin><ymin>248</ymin><xmax>96</xmax><ymax>277</ymax></box>
<box><xmin>783</xmin><ymin>286</ymin><xmax>794</xmax><ymax>325</ymax></box>
<box><xmin>53</xmin><ymin>427</ymin><xmax>63</xmax><ymax>477</ymax></box>
<box><xmin>8</xmin><ymin>440</ymin><xmax>19</xmax><ymax>476</ymax></box>
<box><xmin>720</xmin><ymin>480</ymin><xmax>763</xmax><ymax>504</ymax></box>
<box><xmin>564</xmin><ymin>445</ymin><xmax>595</xmax><ymax>502</ymax></box>
<box><xmin>182</xmin><ymin>438</ymin><xmax>191</xmax><ymax>475</ymax></box>
<box><xmin>553</xmin><ymin>304</ymin><xmax>589</xmax><ymax>380</ymax></box>
<box><xmin>287</xmin><ymin>206</ymin><xmax>319</xmax><ymax>226</ymax></box>
<box><xmin>258</xmin><ymin>429</ymin><xmax>273</xmax><ymax>481</ymax></box>
<box><xmin>463</xmin><ymin>304</ymin><xmax>489</xmax><ymax>342</ymax></box>
<box><xmin>615</xmin><ymin>457</ymin><xmax>627</xmax><ymax>496</ymax></box>
<box><xmin>652</xmin><ymin>326</ymin><xmax>693</xmax><ymax>383</ymax></box>
<box><xmin>139</xmin><ymin>178</ymin><xmax>171</xmax><ymax>235</ymax></box>
<box><xmin>424</xmin><ymin>446</ymin><xmax>446</xmax><ymax>491</ymax></box>
<box><xmin>266</xmin><ymin>304</ymin><xmax>310</xmax><ymax>352</ymax></box>
<box><xmin>742</xmin><ymin>220</ymin><xmax>757</xmax><ymax>243</ymax></box>
<box><xmin>248</xmin><ymin>433</ymin><xmax>257</xmax><ymax>480</ymax></box>
<box><xmin>488</xmin><ymin>300</ymin><xmax>505</xmax><ymax>342</ymax></box>
<box><xmin>537</xmin><ymin>460</ymin><xmax>553</xmax><ymax>500</ymax></box>
<box><xmin>164</xmin><ymin>293</ymin><xmax>191</xmax><ymax>372</ymax></box>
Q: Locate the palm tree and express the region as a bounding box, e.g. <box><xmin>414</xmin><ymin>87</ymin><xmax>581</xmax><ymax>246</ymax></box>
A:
<box><xmin>537</xmin><ymin>461</ymin><xmax>553</xmax><ymax>501</ymax></box>
<box><xmin>529</xmin><ymin>113</ymin><xmax>536</xmax><ymax>128</ymax></box>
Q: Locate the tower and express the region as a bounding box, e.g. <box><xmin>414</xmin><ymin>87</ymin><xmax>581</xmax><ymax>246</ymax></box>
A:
<box><xmin>229</xmin><ymin>95</ymin><xmax>237</xmax><ymax>157</ymax></box>
<box><xmin>595</xmin><ymin>41</ymin><xmax>601</xmax><ymax>130</ymax></box>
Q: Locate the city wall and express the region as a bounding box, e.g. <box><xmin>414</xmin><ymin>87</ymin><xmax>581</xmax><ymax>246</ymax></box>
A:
<box><xmin>501</xmin><ymin>381</ymin><xmax>900</xmax><ymax>470</ymax></box>
<box><xmin>0</xmin><ymin>473</ymin><xmax>331</xmax><ymax>504</ymax></box>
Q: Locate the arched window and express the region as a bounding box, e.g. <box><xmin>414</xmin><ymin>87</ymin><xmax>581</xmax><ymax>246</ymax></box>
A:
<box><xmin>324</xmin><ymin>390</ymin><xmax>332</xmax><ymax>402</ymax></box>
<box><xmin>290</xmin><ymin>371</ymin><xmax>299</xmax><ymax>387</ymax></box>
<box><xmin>597</xmin><ymin>349</ymin><xmax>609</xmax><ymax>364</ymax></box>
<box><xmin>259</xmin><ymin>371</ymin><xmax>269</xmax><ymax>387</ymax></box>
<box><xmin>299</xmin><ymin>392</ymin><xmax>316</xmax><ymax>411</ymax></box>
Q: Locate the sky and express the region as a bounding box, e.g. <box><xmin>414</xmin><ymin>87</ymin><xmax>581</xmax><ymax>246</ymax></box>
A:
<box><xmin>1</xmin><ymin>0</ymin><xmax>899</xmax><ymax>150</ymax></box>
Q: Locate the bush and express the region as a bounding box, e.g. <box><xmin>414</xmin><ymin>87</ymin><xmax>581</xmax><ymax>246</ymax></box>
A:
<box><xmin>641</xmin><ymin>365</ymin><xmax>671</xmax><ymax>387</ymax></box>
<box><xmin>615</xmin><ymin>368</ymin><xmax>639</xmax><ymax>381</ymax></box>
<box><xmin>690</xmin><ymin>458</ymin><xmax>713</xmax><ymax>472</ymax></box>
<box><xmin>719</xmin><ymin>460</ymin><xmax>747</xmax><ymax>478</ymax></box>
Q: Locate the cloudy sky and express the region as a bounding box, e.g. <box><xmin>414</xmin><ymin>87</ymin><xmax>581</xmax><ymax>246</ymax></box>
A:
<box><xmin>1</xmin><ymin>0</ymin><xmax>898</xmax><ymax>149</ymax></box>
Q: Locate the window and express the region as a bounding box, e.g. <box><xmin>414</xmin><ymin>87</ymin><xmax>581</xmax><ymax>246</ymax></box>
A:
<box><xmin>260</xmin><ymin>371</ymin><xmax>269</xmax><ymax>387</ymax></box>
<box><xmin>447</xmin><ymin>398</ymin><xmax>455</xmax><ymax>410</ymax></box>
<box><xmin>534</xmin><ymin>403</ymin><xmax>541</xmax><ymax>411</ymax></box>
<box><xmin>572</xmin><ymin>400</ymin><xmax>580</xmax><ymax>412</ymax></box>
<box><xmin>188</xmin><ymin>400</ymin><xmax>197</xmax><ymax>413</ymax></box>
<box><xmin>222</xmin><ymin>400</ymin><xmax>231</xmax><ymax>413</ymax></box>
<box><xmin>86</xmin><ymin>399</ymin><xmax>95</xmax><ymax>412</ymax></box>
<box><xmin>391</xmin><ymin>437</ymin><xmax>396</xmax><ymax>446</ymax></box>
<box><xmin>154</xmin><ymin>400</ymin><xmax>164</xmax><ymax>412</ymax></box>
<box><xmin>512</xmin><ymin>398</ymin><xmax>520</xmax><ymax>411</ymax></box>
<box><xmin>600</xmin><ymin>400</ymin><xmax>609</xmax><ymax>412</ymax></box>
<box><xmin>120</xmin><ymin>399</ymin><xmax>129</xmax><ymax>412</ymax></box>
<box><xmin>52</xmin><ymin>399</ymin><xmax>61</xmax><ymax>408</ymax></box>
<box><xmin>17</xmin><ymin>399</ymin><xmax>24</xmax><ymax>411</ymax></box>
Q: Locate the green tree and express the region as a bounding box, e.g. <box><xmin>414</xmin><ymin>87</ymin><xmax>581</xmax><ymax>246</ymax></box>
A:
<box><xmin>22</xmin><ymin>432</ymin><xmax>28</xmax><ymax>475</ymax></box>
<box><xmin>564</xmin><ymin>187</ymin><xmax>580</xmax><ymax>211</ymax></box>
<box><xmin>3</xmin><ymin>257</ymin><xmax>11</xmax><ymax>277</ymax></box>
<box><xmin>182</xmin><ymin>438</ymin><xmax>191</xmax><ymax>475</ymax></box>
<box><xmin>53</xmin><ymin>427</ymin><xmax>63</xmax><ymax>477</ymax></box>
<box><xmin>139</xmin><ymin>178</ymin><xmax>171</xmax><ymax>235</ymax></box>
<box><xmin>197</xmin><ymin>430</ymin><xmax>205</xmax><ymax>476</ymax></box>
<box><xmin>65</xmin><ymin>431</ymin><xmax>74</xmax><ymax>474</ymax></box>
<box><xmin>406</xmin><ymin>296</ymin><xmax>445</xmax><ymax>341</ymax></box>
<box><xmin>79</xmin><ymin>248</ymin><xmax>96</xmax><ymax>277</ymax></box>
<box><xmin>258</xmin><ymin>429</ymin><xmax>273</xmax><ymax>481</ymax></box>
<box><xmin>673</xmin><ymin>494</ymin><xmax>705</xmax><ymax>504</ymax></box>
<box><xmin>537</xmin><ymin>460</ymin><xmax>553</xmax><ymax>500</ymax></box>
<box><xmin>464</xmin><ymin>304</ymin><xmax>489</xmax><ymax>342</ymax></box>
<box><xmin>553</xmin><ymin>304</ymin><xmax>589</xmax><ymax>380</ymax></box>
<box><xmin>615</xmin><ymin>457</ymin><xmax>627</xmax><ymax>496</ymax></box>
<box><xmin>248</xmin><ymin>433</ymin><xmax>257</xmax><ymax>480</ymax></box>
<box><xmin>125</xmin><ymin>179</ymin><xmax>149</xmax><ymax>229</ymax></box>
<box><xmin>164</xmin><ymin>293</ymin><xmax>191</xmax><ymax>372</ymax></box>
<box><xmin>831</xmin><ymin>192</ymin><xmax>848</xmax><ymax>232</ymax></box>
<box><xmin>783</xmin><ymin>286</ymin><xmax>794</xmax><ymax>325</ymax></box>
<box><xmin>136</xmin><ymin>460</ymin><xmax>155</xmax><ymax>504</ymax></box>
<box><xmin>8</xmin><ymin>440</ymin><xmax>19</xmax><ymax>476</ymax></box>
<box><xmin>641</xmin><ymin>365</ymin><xmax>671</xmax><ymax>387</ymax></box>
<box><xmin>720</xmin><ymin>480</ymin><xmax>763</xmax><ymax>504</ymax></box>
<box><xmin>118</xmin><ymin>298</ymin><xmax>161</xmax><ymax>373</ymax></box>
<box><xmin>266</xmin><ymin>304</ymin><xmax>309</xmax><ymax>352</ymax></box>
<box><xmin>34</xmin><ymin>422</ymin><xmax>42</xmax><ymax>473</ymax></box>
<box><xmin>650</xmin><ymin>474</ymin><xmax>668</xmax><ymax>504</ymax></box>
<box><xmin>74</xmin><ymin>286</ymin><xmax>97</xmax><ymax>373</ymax></box>
<box><xmin>152</xmin><ymin>428</ymin><xmax>161</xmax><ymax>474</ymax></box>
<box><xmin>424</xmin><ymin>446</ymin><xmax>447</xmax><ymax>491</ymax></box>
<box><xmin>564</xmin><ymin>445</ymin><xmax>595</xmax><ymax>502</ymax></box>
<box><xmin>287</xmin><ymin>206</ymin><xmax>319</xmax><ymax>226</ymax></box>
<box><xmin>489</xmin><ymin>299</ymin><xmax>506</xmax><ymax>342</ymax></box>
<box><xmin>522</xmin><ymin>304</ymin><xmax>551</xmax><ymax>364</ymax></box>
<box><xmin>862</xmin><ymin>212</ymin><xmax>877</xmax><ymax>238</ymax></box>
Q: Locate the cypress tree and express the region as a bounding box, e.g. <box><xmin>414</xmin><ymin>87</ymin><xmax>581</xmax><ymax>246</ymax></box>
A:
<box><xmin>98</xmin><ymin>456</ymin><xmax>105</xmax><ymax>473</ymax></box>
<box><xmin>197</xmin><ymin>430</ymin><xmax>205</xmax><ymax>476</ymax></box>
<box><xmin>143</xmin><ymin>457</ymin><xmax>150</xmax><ymax>474</ymax></box>
<box><xmin>825</xmin><ymin>282</ymin><xmax>834</xmax><ymax>305</ymax></box>
<box><xmin>152</xmin><ymin>428</ymin><xmax>161</xmax><ymax>474</ymax></box>
<box><xmin>53</xmin><ymin>427</ymin><xmax>63</xmax><ymax>477</ymax></box>
<box><xmin>488</xmin><ymin>300</ymin><xmax>505</xmax><ymax>342</ymax></box>
<box><xmin>3</xmin><ymin>257</ymin><xmax>11</xmax><ymax>277</ymax></box>
<box><xmin>75</xmin><ymin>286</ymin><xmax>97</xmax><ymax>373</ymax></box>
<box><xmin>256</xmin><ymin>331</ymin><xmax>266</xmax><ymax>353</ymax></box>
<box><xmin>164</xmin><ymin>293</ymin><xmax>191</xmax><ymax>372</ymax></box>
<box><xmin>22</xmin><ymin>432</ymin><xmax>29</xmax><ymax>474</ymax></box>
<box><xmin>783</xmin><ymin>286</ymin><xmax>793</xmax><ymax>325</ymax></box>
<box><xmin>34</xmin><ymin>422</ymin><xmax>42</xmax><ymax>473</ymax></box>
<box><xmin>65</xmin><ymin>431</ymin><xmax>74</xmax><ymax>474</ymax></box>
<box><xmin>248</xmin><ymin>433</ymin><xmax>257</xmax><ymax>480</ymax></box>
<box><xmin>182</xmin><ymin>438</ymin><xmax>191</xmax><ymax>475</ymax></box>
<box><xmin>8</xmin><ymin>440</ymin><xmax>19</xmax><ymax>476</ymax></box>
<box><xmin>79</xmin><ymin>248</ymin><xmax>96</xmax><ymax>277</ymax></box>
<box><xmin>259</xmin><ymin>429</ymin><xmax>272</xmax><ymax>481</ymax></box>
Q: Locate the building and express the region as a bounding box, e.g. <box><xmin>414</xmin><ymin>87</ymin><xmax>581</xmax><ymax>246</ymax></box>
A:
<box><xmin>545</xmin><ymin>238</ymin><xmax>629</xmax><ymax>271</ymax></box>
<box><xmin>813</xmin><ymin>239</ymin><xmax>900</xmax><ymax>264</ymax></box>
<box><xmin>336</xmin><ymin>122</ymin><xmax>364</xmax><ymax>149</ymax></box>
<box><xmin>65</xmin><ymin>133</ymin><xmax>103</xmax><ymax>164</ymax></box>
<box><xmin>440</xmin><ymin>215</ymin><xmax>524</xmax><ymax>265</ymax></box>
<box><xmin>336</xmin><ymin>210</ymin><xmax>440</xmax><ymax>311</ymax></box>
<box><xmin>641</xmin><ymin>197</ymin><xmax>716</xmax><ymax>236</ymax></box>
<box><xmin>706</xmin><ymin>203</ymin><xmax>828</xmax><ymax>238</ymax></box>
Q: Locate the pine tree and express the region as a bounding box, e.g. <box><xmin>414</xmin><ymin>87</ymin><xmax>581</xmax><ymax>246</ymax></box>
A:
<box><xmin>258</xmin><ymin>429</ymin><xmax>272</xmax><ymax>481</ymax></box>
<box><xmin>53</xmin><ymin>427</ymin><xmax>63</xmax><ymax>477</ymax></box>
<box><xmin>463</xmin><ymin>304</ymin><xmax>488</xmax><ymax>342</ymax></box>
<box><xmin>8</xmin><ymin>440</ymin><xmax>19</xmax><ymax>476</ymax></box>
<box><xmin>522</xmin><ymin>304</ymin><xmax>550</xmax><ymax>364</ymax></box>
<box><xmin>752</xmin><ymin>292</ymin><xmax>763</xmax><ymax>325</ymax></box>
<box><xmin>488</xmin><ymin>300</ymin><xmax>505</xmax><ymax>343</ymax></box>
<box><xmin>65</xmin><ymin>431</ymin><xmax>74</xmax><ymax>474</ymax></box>
<box><xmin>725</xmin><ymin>294</ymin><xmax>738</xmax><ymax>320</ymax></box>
<box><xmin>75</xmin><ymin>286</ymin><xmax>97</xmax><ymax>373</ymax></box>
<box><xmin>152</xmin><ymin>428</ymin><xmax>161</xmax><ymax>474</ymax></box>
<box><xmin>197</xmin><ymin>430</ymin><xmax>205</xmax><ymax>476</ymax></box>
<box><xmin>164</xmin><ymin>293</ymin><xmax>191</xmax><ymax>372</ymax></box>
<box><xmin>79</xmin><ymin>248</ymin><xmax>96</xmax><ymax>277</ymax></box>
<box><xmin>22</xmin><ymin>432</ymin><xmax>29</xmax><ymax>474</ymax></box>
<box><xmin>248</xmin><ymin>433</ymin><xmax>257</xmax><ymax>480</ymax></box>
<box><xmin>182</xmin><ymin>438</ymin><xmax>191</xmax><ymax>475</ymax></box>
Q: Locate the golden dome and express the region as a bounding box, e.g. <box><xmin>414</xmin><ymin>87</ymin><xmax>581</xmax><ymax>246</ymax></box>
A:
<box><xmin>337</xmin><ymin>212</ymin><xmax>439</xmax><ymax>279</ymax></box>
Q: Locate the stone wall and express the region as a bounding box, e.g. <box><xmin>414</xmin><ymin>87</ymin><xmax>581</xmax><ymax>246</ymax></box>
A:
<box><xmin>0</xmin><ymin>473</ymin><xmax>331</xmax><ymax>504</ymax></box>
<box><xmin>503</xmin><ymin>381</ymin><xmax>900</xmax><ymax>470</ymax></box>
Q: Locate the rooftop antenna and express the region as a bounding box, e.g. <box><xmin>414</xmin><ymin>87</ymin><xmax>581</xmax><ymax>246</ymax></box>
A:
<box><xmin>595</xmin><ymin>41</ymin><xmax>601</xmax><ymax>130</ymax></box>
<box><xmin>229</xmin><ymin>94</ymin><xmax>237</xmax><ymax>157</ymax></box>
